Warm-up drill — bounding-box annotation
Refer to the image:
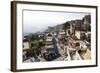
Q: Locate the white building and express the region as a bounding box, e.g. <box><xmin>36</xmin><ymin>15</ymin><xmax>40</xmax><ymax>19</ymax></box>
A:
<box><xmin>23</xmin><ymin>38</ymin><xmax>30</xmax><ymax>50</ymax></box>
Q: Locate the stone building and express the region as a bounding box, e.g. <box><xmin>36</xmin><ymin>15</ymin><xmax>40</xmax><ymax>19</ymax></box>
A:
<box><xmin>68</xmin><ymin>20</ymin><xmax>82</xmax><ymax>35</ymax></box>
<box><xmin>82</xmin><ymin>15</ymin><xmax>91</xmax><ymax>31</ymax></box>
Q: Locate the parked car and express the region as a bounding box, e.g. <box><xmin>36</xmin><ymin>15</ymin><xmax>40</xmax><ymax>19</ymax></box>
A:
<box><xmin>43</xmin><ymin>48</ymin><xmax>60</xmax><ymax>61</ymax></box>
<box><xmin>34</xmin><ymin>57</ymin><xmax>40</xmax><ymax>62</ymax></box>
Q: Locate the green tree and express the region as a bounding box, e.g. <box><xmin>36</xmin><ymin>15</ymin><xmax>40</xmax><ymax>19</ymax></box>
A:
<box><xmin>80</xmin><ymin>32</ymin><xmax>87</xmax><ymax>40</ymax></box>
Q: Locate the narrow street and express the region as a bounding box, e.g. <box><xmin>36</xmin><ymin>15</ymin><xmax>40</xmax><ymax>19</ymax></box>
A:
<box><xmin>53</xmin><ymin>37</ymin><xmax>71</xmax><ymax>61</ymax></box>
<box><xmin>53</xmin><ymin>37</ymin><xmax>83</xmax><ymax>61</ymax></box>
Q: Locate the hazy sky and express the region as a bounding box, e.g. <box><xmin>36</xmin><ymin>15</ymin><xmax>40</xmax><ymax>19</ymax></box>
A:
<box><xmin>23</xmin><ymin>10</ymin><xmax>90</xmax><ymax>35</ymax></box>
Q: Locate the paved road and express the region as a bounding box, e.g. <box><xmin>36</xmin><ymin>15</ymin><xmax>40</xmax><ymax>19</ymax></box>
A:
<box><xmin>54</xmin><ymin>37</ymin><xmax>83</xmax><ymax>61</ymax></box>
<box><xmin>53</xmin><ymin>38</ymin><xmax>71</xmax><ymax>61</ymax></box>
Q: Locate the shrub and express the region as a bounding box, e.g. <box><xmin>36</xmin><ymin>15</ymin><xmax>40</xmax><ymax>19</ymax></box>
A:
<box><xmin>80</xmin><ymin>32</ymin><xmax>86</xmax><ymax>40</ymax></box>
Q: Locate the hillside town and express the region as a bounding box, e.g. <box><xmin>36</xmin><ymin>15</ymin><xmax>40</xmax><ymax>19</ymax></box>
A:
<box><xmin>23</xmin><ymin>15</ymin><xmax>91</xmax><ymax>62</ymax></box>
